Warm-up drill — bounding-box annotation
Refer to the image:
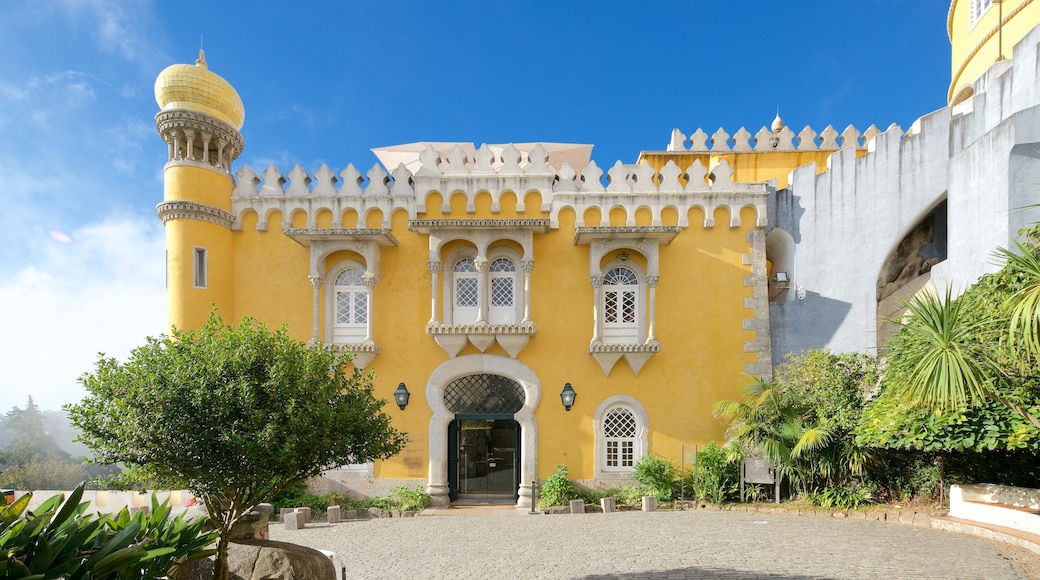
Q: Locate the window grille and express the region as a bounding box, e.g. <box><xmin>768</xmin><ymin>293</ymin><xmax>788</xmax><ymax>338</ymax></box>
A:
<box><xmin>603</xmin><ymin>407</ymin><xmax>637</xmax><ymax>468</ymax></box>
<box><xmin>444</xmin><ymin>374</ymin><xmax>525</xmax><ymax>414</ymax></box>
<box><xmin>333</xmin><ymin>267</ymin><xmax>367</xmax><ymax>343</ymax></box>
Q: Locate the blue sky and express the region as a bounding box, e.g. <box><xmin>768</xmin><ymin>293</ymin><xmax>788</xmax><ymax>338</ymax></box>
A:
<box><xmin>0</xmin><ymin>0</ymin><xmax>952</xmax><ymax>410</ymax></box>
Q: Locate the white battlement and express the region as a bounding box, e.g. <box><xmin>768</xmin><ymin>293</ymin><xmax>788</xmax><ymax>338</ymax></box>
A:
<box><xmin>664</xmin><ymin>124</ymin><xmax>888</xmax><ymax>153</ymax></box>
<box><xmin>230</xmin><ymin>144</ymin><xmax>772</xmax><ymax>232</ymax></box>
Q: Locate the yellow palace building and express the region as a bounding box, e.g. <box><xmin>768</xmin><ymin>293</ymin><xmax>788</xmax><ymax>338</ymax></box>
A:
<box><xmin>153</xmin><ymin>2</ymin><xmax>1040</xmax><ymax>507</ymax></box>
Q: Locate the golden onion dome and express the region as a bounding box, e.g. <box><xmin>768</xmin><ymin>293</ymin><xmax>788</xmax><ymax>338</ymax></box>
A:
<box><xmin>154</xmin><ymin>50</ymin><xmax>244</xmax><ymax>130</ymax></box>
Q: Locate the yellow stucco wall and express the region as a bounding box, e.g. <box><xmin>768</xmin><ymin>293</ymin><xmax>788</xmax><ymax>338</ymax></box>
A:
<box><xmin>948</xmin><ymin>0</ymin><xmax>1039</xmax><ymax>103</ymax></box>
<box><xmin>163</xmin><ymin>165</ymin><xmax>235</xmax><ymax>332</ymax></box>
<box><xmin>179</xmin><ymin>183</ymin><xmax>760</xmax><ymax>482</ymax></box>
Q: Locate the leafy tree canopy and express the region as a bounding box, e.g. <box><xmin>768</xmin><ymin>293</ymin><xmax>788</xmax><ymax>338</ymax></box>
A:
<box><xmin>66</xmin><ymin>312</ymin><xmax>407</xmax><ymax>580</ymax></box>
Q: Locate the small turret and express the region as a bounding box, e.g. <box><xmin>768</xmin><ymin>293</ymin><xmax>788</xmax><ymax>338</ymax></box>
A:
<box><xmin>154</xmin><ymin>52</ymin><xmax>244</xmax><ymax>332</ymax></box>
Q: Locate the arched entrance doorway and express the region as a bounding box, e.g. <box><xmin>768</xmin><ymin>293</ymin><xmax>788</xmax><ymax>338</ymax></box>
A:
<box><xmin>425</xmin><ymin>355</ymin><xmax>541</xmax><ymax>508</ymax></box>
<box><xmin>445</xmin><ymin>374</ymin><xmax>524</xmax><ymax>503</ymax></box>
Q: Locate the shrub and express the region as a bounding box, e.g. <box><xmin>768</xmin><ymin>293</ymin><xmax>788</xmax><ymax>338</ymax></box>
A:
<box><xmin>0</xmin><ymin>482</ymin><xmax>216</xmax><ymax>579</ymax></box>
<box><xmin>808</xmin><ymin>485</ymin><xmax>873</xmax><ymax>510</ymax></box>
<box><xmin>538</xmin><ymin>464</ymin><xmax>575</xmax><ymax>507</ymax></box>
<box><xmin>633</xmin><ymin>455</ymin><xmax>677</xmax><ymax>501</ymax></box>
<box><xmin>691</xmin><ymin>442</ymin><xmax>739</xmax><ymax>504</ymax></box>
<box><xmin>614</xmin><ymin>485</ymin><xmax>645</xmax><ymax>505</ymax></box>
<box><xmin>374</xmin><ymin>486</ymin><xmax>431</xmax><ymax>512</ymax></box>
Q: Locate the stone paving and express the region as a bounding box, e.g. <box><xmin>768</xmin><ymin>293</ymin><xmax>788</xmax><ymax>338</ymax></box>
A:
<box><xmin>269</xmin><ymin>508</ymin><xmax>1039</xmax><ymax>579</ymax></box>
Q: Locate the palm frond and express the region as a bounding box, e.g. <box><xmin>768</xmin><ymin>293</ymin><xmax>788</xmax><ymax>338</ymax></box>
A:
<box><xmin>888</xmin><ymin>287</ymin><xmax>993</xmax><ymax>411</ymax></box>
<box><xmin>791</xmin><ymin>426</ymin><xmax>832</xmax><ymax>458</ymax></box>
<box><xmin>997</xmin><ymin>241</ymin><xmax>1040</xmax><ymax>365</ymax></box>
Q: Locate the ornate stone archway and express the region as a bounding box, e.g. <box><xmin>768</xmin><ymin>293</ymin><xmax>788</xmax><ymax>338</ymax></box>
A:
<box><xmin>425</xmin><ymin>355</ymin><xmax>541</xmax><ymax>508</ymax></box>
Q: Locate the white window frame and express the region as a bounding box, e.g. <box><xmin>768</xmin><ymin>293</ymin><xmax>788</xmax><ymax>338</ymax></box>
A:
<box><xmin>599</xmin><ymin>260</ymin><xmax>645</xmax><ymax>345</ymax></box>
<box><xmin>593</xmin><ymin>395</ymin><xmax>649</xmax><ymax>477</ymax></box>
<box><xmin>442</xmin><ymin>247</ymin><xmax>523</xmax><ymax>325</ymax></box>
<box><xmin>192</xmin><ymin>246</ymin><xmax>207</xmax><ymax>289</ymax></box>
<box><xmin>969</xmin><ymin>0</ymin><xmax>994</xmax><ymax>29</ymax></box>
<box><xmin>328</xmin><ymin>263</ymin><xmax>368</xmax><ymax>345</ymax></box>
<box><xmin>451</xmin><ymin>256</ymin><xmax>479</xmax><ymax>324</ymax></box>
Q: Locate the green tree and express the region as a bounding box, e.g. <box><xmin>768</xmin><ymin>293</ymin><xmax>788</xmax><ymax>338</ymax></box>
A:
<box><xmin>0</xmin><ymin>397</ymin><xmax>70</xmax><ymax>467</ymax></box>
<box><xmin>67</xmin><ymin>313</ymin><xmax>408</xmax><ymax>580</ymax></box>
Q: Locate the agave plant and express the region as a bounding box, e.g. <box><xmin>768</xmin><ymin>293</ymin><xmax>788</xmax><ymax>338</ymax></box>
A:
<box><xmin>0</xmin><ymin>482</ymin><xmax>215</xmax><ymax>579</ymax></box>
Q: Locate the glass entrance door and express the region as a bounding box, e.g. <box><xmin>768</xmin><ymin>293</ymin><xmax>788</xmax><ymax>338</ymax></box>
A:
<box><xmin>449</xmin><ymin>418</ymin><xmax>519</xmax><ymax>503</ymax></box>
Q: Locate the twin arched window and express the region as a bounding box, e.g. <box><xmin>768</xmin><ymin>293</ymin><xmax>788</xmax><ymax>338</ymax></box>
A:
<box><xmin>449</xmin><ymin>253</ymin><xmax>519</xmax><ymax>324</ymax></box>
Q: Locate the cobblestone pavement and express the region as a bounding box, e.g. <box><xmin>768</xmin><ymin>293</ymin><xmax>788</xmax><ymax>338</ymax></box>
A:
<box><xmin>269</xmin><ymin>509</ymin><xmax>1039</xmax><ymax>579</ymax></box>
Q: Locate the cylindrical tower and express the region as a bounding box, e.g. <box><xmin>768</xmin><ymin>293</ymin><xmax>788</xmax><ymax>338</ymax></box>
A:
<box><xmin>154</xmin><ymin>50</ymin><xmax>245</xmax><ymax>331</ymax></box>
<box><xmin>948</xmin><ymin>0</ymin><xmax>1040</xmax><ymax>104</ymax></box>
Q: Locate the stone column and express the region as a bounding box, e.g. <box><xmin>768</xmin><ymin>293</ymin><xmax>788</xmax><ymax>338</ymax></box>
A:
<box><xmin>474</xmin><ymin>257</ymin><xmax>489</xmax><ymax>324</ymax></box>
<box><xmin>521</xmin><ymin>259</ymin><xmax>534</xmax><ymax>323</ymax></box>
<box><xmin>201</xmin><ymin>131</ymin><xmax>212</xmax><ymax>164</ymax></box>
<box><xmin>646</xmin><ymin>275</ymin><xmax>659</xmax><ymax>344</ymax></box>
<box><xmin>363</xmin><ymin>273</ymin><xmax>376</xmax><ymax>343</ymax></box>
<box><xmin>183</xmin><ymin>129</ymin><xmax>195</xmax><ymax>161</ymax></box>
<box><xmin>173</xmin><ymin>131</ymin><xmax>182</xmax><ymax>161</ymax></box>
<box><xmin>428</xmin><ymin>260</ymin><xmax>442</xmax><ymax>324</ymax></box>
<box><xmin>308</xmin><ymin>276</ymin><xmax>324</xmax><ymax>342</ymax></box>
<box><xmin>590</xmin><ymin>275</ymin><xmax>603</xmax><ymax>343</ymax></box>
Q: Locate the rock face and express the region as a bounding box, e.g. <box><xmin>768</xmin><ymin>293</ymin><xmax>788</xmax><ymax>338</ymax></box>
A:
<box><xmin>174</xmin><ymin>539</ymin><xmax>335</xmax><ymax>580</ymax></box>
<box><xmin>228</xmin><ymin>539</ymin><xmax>335</xmax><ymax>580</ymax></box>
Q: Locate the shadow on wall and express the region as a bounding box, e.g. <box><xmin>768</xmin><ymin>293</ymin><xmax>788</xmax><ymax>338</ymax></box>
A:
<box><xmin>768</xmin><ymin>291</ymin><xmax>852</xmax><ymax>364</ymax></box>
<box><xmin>768</xmin><ymin>188</ymin><xmax>805</xmax><ymax>244</ymax></box>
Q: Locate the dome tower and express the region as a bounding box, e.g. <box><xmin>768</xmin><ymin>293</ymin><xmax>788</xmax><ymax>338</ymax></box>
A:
<box><xmin>154</xmin><ymin>50</ymin><xmax>245</xmax><ymax>331</ymax></box>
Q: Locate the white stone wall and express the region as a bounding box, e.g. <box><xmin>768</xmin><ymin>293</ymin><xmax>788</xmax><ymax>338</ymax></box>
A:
<box><xmin>770</xmin><ymin>25</ymin><xmax>1040</xmax><ymax>359</ymax></box>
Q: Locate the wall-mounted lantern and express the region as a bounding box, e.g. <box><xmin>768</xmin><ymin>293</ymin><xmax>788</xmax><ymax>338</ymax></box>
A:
<box><xmin>560</xmin><ymin>383</ymin><xmax>576</xmax><ymax>411</ymax></box>
<box><xmin>394</xmin><ymin>382</ymin><xmax>411</xmax><ymax>411</ymax></box>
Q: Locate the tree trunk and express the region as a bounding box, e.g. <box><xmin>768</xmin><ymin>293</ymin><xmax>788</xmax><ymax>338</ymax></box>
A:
<box><xmin>213</xmin><ymin>534</ymin><xmax>229</xmax><ymax>580</ymax></box>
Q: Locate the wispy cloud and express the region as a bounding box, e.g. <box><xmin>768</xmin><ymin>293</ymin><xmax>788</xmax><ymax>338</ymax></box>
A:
<box><xmin>58</xmin><ymin>0</ymin><xmax>168</xmax><ymax>69</ymax></box>
<box><xmin>0</xmin><ymin>215</ymin><xmax>166</xmax><ymax>411</ymax></box>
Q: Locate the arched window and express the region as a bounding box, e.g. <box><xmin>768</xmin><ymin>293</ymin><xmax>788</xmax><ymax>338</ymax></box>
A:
<box><xmin>333</xmin><ymin>267</ymin><xmax>367</xmax><ymax>344</ymax></box>
<box><xmin>452</xmin><ymin>258</ymin><xmax>479</xmax><ymax>324</ymax></box>
<box><xmin>603</xmin><ymin>406</ymin><xmax>637</xmax><ymax>470</ymax></box>
<box><xmin>602</xmin><ymin>266</ymin><xmax>639</xmax><ymax>344</ymax></box>
<box><xmin>593</xmin><ymin>396</ymin><xmax>648</xmax><ymax>477</ymax></box>
<box><xmin>488</xmin><ymin>257</ymin><xmax>517</xmax><ymax>324</ymax></box>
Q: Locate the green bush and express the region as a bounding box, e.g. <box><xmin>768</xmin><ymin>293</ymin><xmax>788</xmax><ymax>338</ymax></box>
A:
<box><xmin>691</xmin><ymin>442</ymin><xmax>739</xmax><ymax>504</ymax></box>
<box><xmin>633</xmin><ymin>455</ymin><xmax>677</xmax><ymax>501</ymax></box>
<box><xmin>614</xmin><ymin>485</ymin><xmax>645</xmax><ymax>505</ymax></box>
<box><xmin>808</xmin><ymin>485</ymin><xmax>873</xmax><ymax>510</ymax></box>
<box><xmin>538</xmin><ymin>464</ymin><xmax>576</xmax><ymax>507</ymax></box>
<box><xmin>374</xmin><ymin>486</ymin><xmax>431</xmax><ymax>512</ymax></box>
<box><xmin>0</xmin><ymin>482</ymin><xmax>216</xmax><ymax>579</ymax></box>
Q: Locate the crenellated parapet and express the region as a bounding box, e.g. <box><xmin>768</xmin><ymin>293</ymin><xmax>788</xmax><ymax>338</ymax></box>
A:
<box><xmin>665</xmin><ymin>124</ymin><xmax>884</xmax><ymax>153</ymax></box>
<box><xmin>230</xmin><ymin>143</ymin><xmax>771</xmax><ymax>232</ymax></box>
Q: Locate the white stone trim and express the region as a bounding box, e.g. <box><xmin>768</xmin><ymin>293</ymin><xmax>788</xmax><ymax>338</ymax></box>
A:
<box><xmin>157</xmin><ymin>201</ymin><xmax>235</xmax><ymax>229</ymax></box>
<box><xmin>425</xmin><ymin>355</ymin><xmax>541</xmax><ymax>508</ymax></box>
<box><xmin>592</xmin><ymin>395</ymin><xmax>649</xmax><ymax>479</ymax></box>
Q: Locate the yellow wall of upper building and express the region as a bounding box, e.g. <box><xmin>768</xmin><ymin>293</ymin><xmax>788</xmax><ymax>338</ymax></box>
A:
<box><xmin>640</xmin><ymin>150</ymin><xmax>856</xmax><ymax>190</ymax></box>
<box><xmin>949</xmin><ymin>0</ymin><xmax>1039</xmax><ymax>103</ymax></box>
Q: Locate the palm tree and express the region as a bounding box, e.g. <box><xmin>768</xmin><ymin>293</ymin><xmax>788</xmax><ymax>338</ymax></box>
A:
<box><xmin>887</xmin><ymin>285</ymin><xmax>1040</xmax><ymax>429</ymax></box>
<box><xmin>713</xmin><ymin>379</ymin><xmax>836</xmax><ymax>497</ymax></box>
